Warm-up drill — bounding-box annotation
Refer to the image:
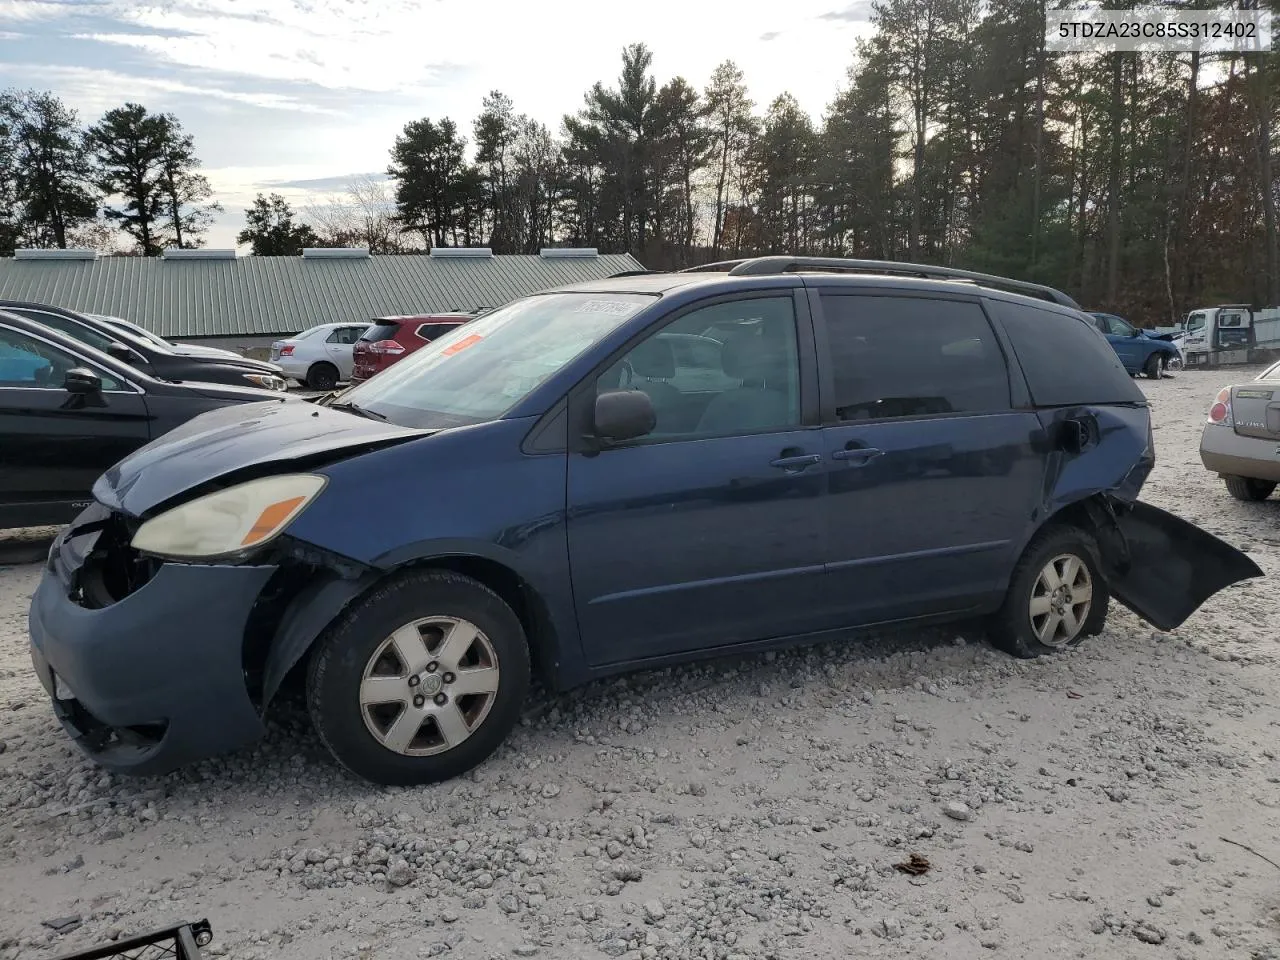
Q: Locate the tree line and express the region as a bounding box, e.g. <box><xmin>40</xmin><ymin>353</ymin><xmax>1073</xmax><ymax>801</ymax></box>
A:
<box><xmin>8</xmin><ymin>0</ymin><xmax>1279</xmax><ymax>324</ymax></box>
<box><xmin>0</xmin><ymin>90</ymin><xmax>219</xmax><ymax>256</ymax></box>
<box><xmin>331</xmin><ymin>1</ymin><xmax>1280</xmax><ymax>324</ymax></box>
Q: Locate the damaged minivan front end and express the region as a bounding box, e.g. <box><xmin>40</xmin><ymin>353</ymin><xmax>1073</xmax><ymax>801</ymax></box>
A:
<box><xmin>27</xmin><ymin>400</ymin><xmax>419</xmax><ymax>773</ymax></box>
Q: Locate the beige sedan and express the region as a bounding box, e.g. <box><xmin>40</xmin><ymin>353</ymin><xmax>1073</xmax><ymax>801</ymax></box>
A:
<box><xmin>1200</xmin><ymin>358</ymin><xmax>1280</xmax><ymax>500</ymax></box>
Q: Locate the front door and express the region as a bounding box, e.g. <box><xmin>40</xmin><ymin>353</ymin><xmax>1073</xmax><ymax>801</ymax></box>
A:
<box><xmin>813</xmin><ymin>292</ymin><xmax>1043</xmax><ymax>625</ymax></box>
<box><xmin>566</xmin><ymin>293</ymin><xmax>830</xmax><ymax>667</ymax></box>
<box><xmin>0</xmin><ymin>324</ymin><xmax>151</xmax><ymax>526</ymax></box>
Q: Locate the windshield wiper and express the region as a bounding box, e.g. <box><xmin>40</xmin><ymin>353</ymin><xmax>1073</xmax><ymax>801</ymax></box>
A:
<box><xmin>329</xmin><ymin>400</ymin><xmax>388</xmax><ymax>422</ymax></box>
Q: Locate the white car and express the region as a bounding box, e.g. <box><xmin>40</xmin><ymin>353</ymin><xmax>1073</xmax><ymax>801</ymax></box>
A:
<box><xmin>270</xmin><ymin>322</ymin><xmax>370</xmax><ymax>390</ymax></box>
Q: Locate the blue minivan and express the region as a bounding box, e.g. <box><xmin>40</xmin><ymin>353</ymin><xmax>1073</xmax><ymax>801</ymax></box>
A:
<box><xmin>28</xmin><ymin>257</ymin><xmax>1261</xmax><ymax>785</ymax></box>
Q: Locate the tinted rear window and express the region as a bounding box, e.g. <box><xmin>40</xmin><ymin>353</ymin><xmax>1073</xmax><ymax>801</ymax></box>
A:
<box><xmin>360</xmin><ymin>320</ymin><xmax>401</xmax><ymax>342</ymax></box>
<box><xmin>988</xmin><ymin>299</ymin><xmax>1145</xmax><ymax>406</ymax></box>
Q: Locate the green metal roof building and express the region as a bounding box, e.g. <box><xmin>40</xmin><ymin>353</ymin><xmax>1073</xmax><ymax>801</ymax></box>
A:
<box><xmin>0</xmin><ymin>247</ymin><xmax>645</xmax><ymax>347</ymax></box>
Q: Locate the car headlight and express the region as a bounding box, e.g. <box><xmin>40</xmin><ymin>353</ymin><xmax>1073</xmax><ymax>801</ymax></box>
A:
<box><xmin>243</xmin><ymin>372</ymin><xmax>283</xmax><ymax>391</ymax></box>
<box><xmin>131</xmin><ymin>474</ymin><xmax>328</xmax><ymax>560</ymax></box>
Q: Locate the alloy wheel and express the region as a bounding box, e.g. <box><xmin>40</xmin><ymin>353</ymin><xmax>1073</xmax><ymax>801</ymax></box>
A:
<box><xmin>359</xmin><ymin>616</ymin><xmax>501</xmax><ymax>756</ymax></box>
<box><xmin>1029</xmin><ymin>553</ymin><xmax>1093</xmax><ymax>647</ymax></box>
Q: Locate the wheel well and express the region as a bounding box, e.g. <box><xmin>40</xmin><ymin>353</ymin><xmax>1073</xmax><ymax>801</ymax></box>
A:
<box><xmin>1032</xmin><ymin>495</ymin><xmax>1123</xmax><ymax>566</ymax></box>
<box><xmin>309</xmin><ymin>360</ymin><xmax>338</xmax><ymax>374</ymax></box>
<box><xmin>397</xmin><ymin>555</ymin><xmax>559</xmax><ymax>682</ymax></box>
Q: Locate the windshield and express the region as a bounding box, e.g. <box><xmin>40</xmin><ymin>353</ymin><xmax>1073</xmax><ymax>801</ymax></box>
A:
<box><xmin>1258</xmin><ymin>360</ymin><xmax>1280</xmax><ymax>381</ymax></box>
<box><xmin>337</xmin><ymin>292</ymin><xmax>655</xmax><ymax>428</ymax></box>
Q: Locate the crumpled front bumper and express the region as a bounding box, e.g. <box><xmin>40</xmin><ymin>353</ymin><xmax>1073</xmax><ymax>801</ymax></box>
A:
<box><xmin>28</xmin><ymin>516</ymin><xmax>277</xmax><ymax>775</ymax></box>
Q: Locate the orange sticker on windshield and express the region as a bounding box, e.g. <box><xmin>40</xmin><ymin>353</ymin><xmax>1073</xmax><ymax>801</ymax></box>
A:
<box><xmin>442</xmin><ymin>333</ymin><xmax>483</xmax><ymax>356</ymax></box>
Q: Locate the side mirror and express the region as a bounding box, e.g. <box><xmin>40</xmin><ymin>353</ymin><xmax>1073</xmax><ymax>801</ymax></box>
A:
<box><xmin>594</xmin><ymin>389</ymin><xmax>656</xmax><ymax>443</ymax></box>
<box><xmin>105</xmin><ymin>341</ymin><xmax>138</xmax><ymax>364</ymax></box>
<box><xmin>64</xmin><ymin>367</ymin><xmax>103</xmax><ymax>395</ymax></box>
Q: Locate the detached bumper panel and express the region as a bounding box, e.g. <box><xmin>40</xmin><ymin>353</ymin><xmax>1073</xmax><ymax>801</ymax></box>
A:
<box><xmin>28</xmin><ymin>561</ymin><xmax>277</xmax><ymax>775</ymax></box>
<box><xmin>1108</xmin><ymin>500</ymin><xmax>1264</xmax><ymax>631</ymax></box>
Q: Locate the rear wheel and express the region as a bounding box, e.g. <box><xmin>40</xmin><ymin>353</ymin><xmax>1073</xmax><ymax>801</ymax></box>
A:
<box><xmin>988</xmin><ymin>526</ymin><xmax>1109</xmax><ymax>659</ymax></box>
<box><xmin>306</xmin><ymin>362</ymin><xmax>339</xmax><ymax>391</ymax></box>
<box><xmin>1223</xmin><ymin>476</ymin><xmax>1277</xmax><ymax>501</ymax></box>
<box><xmin>305</xmin><ymin>570</ymin><xmax>530</xmax><ymax>785</ymax></box>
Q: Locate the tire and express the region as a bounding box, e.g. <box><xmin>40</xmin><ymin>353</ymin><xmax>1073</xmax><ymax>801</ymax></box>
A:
<box><xmin>306</xmin><ymin>362</ymin><xmax>340</xmax><ymax>391</ymax></box>
<box><xmin>1223</xmin><ymin>476</ymin><xmax>1277</xmax><ymax>501</ymax></box>
<box><xmin>1143</xmin><ymin>353</ymin><xmax>1163</xmax><ymax>379</ymax></box>
<box><xmin>305</xmin><ymin>570</ymin><xmax>530</xmax><ymax>786</ymax></box>
<box><xmin>987</xmin><ymin>526</ymin><xmax>1110</xmax><ymax>659</ymax></box>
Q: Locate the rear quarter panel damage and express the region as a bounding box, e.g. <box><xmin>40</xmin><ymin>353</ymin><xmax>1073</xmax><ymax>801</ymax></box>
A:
<box><xmin>1035</xmin><ymin>405</ymin><xmax>1262</xmax><ymax>630</ymax></box>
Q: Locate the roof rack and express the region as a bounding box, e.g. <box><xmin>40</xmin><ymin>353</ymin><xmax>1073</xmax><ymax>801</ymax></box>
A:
<box><xmin>607</xmin><ymin>269</ymin><xmax>662</xmax><ymax>279</ymax></box>
<box><xmin>678</xmin><ymin>256</ymin><xmax>1080</xmax><ymax>309</ymax></box>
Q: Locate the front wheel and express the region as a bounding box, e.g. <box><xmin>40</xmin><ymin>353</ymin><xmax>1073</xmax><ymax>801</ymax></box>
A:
<box><xmin>1143</xmin><ymin>353</ymin><xmax>1163</xmax><ymax>379</ymax></box>
<box><xmin>1224</xmin><ymin>476</ymin><xmax>1277</xmax><ymax>501</ymax></box>
<box><xmin>306</xmin><ymin>570</ymin><xmax>530</xmax><ymax>785</ymax></box>
<box><xmin>988</xmin><ymin>527</ymin><xmax>1109</xmax><ymax>659</ymax></box>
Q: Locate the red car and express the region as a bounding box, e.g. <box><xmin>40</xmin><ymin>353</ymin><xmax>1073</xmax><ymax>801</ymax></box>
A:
<box><xmin>350</xmin><ymin>313</ymin><xmax>473</xmax><ymax>383</ymax></box>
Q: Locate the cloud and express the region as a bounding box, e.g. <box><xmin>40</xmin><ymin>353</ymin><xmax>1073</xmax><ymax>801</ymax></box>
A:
<box><xmin>820</xmin><ymin>0</ymin><xmax>875</xmax><ymax>21</ymax></box>
<box><xmin>760</xmin><ymin>30</ymin><xmax>782</xmax><ymax>41</ymax></box>
<box><xmin>0</xmin><ymin>29</ymin><xmax>22</xmax><ymax>39</ymax></box>
<box><xmin>266</xmin><ymin>172</ymin><xmax>391</xmax><ymax>191</ymax></box>
<box><xmin>0</xmin><ymin>0</ymin><xmax>88</xmax><ymax>22</ymax></box>
<box><xmin>0</xmin><ymin>63</ymin><xmax>338</xmax><ymax>115</ymax></box>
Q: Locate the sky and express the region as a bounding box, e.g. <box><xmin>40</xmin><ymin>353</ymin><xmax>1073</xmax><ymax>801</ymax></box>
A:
<box><xmin>0</xmin><ymin>0</ymin><xmax>877</xmax><ymax>250</ymax></box>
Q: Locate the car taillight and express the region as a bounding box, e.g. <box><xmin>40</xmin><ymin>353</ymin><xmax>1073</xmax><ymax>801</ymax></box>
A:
<box><xmin>1207</xmin><ymin>387</ymin><xmax>1233</xmax><ymax>425</ymax></box>
<box><xmin>370</xmin><ymin>339</ymin><xmax>404</xmax><ymax>355</ymax></box>
<box><xmin>280</xmin><ymin>344</ymin><xmax>294</xmax><ymax>356</ymax></box>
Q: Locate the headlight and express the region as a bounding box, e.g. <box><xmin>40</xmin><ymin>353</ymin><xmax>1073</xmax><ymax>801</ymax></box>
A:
<box><xmin>131</xmin><ymin>474</ymin><xmax>328</xmax><ymax>559</ymax></box>
<box><xmin>243</xmin><ymin>372</ymin><xmax>284</xmax><ymax>391</ymax></box>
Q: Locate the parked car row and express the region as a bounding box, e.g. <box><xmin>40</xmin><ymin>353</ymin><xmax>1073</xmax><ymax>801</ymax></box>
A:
<box><xmin>22</xmin><ymin>256</ymin><xmax>1261</xmax><ymax>789</ymax></box>
<box><xmin>0</xmin><ymin>308</ymin><xmax>288</xmax><ymax>527</ymax></box>
<box><xmin>269</xmin><ymin>313</ymin><xmax>476</xmax><ymax>389</ymax></box>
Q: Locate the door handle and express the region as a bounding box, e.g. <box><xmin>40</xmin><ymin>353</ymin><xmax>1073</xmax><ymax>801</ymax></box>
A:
<box><xmin>770</xmin><ymin>453</ymin><xmax>823</xmax><ymax>471</ymax></box>
<box><xmin>832</xmin><ymin>445</ymin><xmax>883</xmax><ymax>465</ymax></box>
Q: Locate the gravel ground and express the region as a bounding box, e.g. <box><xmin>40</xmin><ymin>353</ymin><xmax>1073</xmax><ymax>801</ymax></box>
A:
<box><xmin>2</xmin><ymin>367</ymin><xmax>1280</xmax><ymax>960</ymax></box>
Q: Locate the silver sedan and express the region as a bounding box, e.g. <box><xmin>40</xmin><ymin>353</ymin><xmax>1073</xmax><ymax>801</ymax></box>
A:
<box><xmin>1200</xmin><ymin>358</ymin><xmax>1280</xmax><ymax>500</ymax></box>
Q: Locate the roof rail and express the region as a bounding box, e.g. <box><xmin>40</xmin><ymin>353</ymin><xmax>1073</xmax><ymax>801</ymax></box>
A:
<box><xmin>607</xmin><ymin>269</ymin><xmax>662</xmax><ymax>279</ymax></box>
<box><xmin>679</xmin><ymin>256</ymin><xmax>1079</xmax><ymax>309</ymax></box>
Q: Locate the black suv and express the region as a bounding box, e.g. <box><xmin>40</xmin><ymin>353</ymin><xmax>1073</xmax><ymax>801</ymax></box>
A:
<box><xmin>1</xmin><ymin>300</ymin><xmax>287</xmax><ymax>392</ymax></box>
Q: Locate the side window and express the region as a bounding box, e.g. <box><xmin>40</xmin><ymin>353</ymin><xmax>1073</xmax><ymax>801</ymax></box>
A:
<box><xmin>1104</xmin><ymin>315</ymin><xmax>1132</xmax><ymax>337</ymax></box>
<box><xmin>342</xmin><ymin>326</ymin><xmax>366</xmax><ymax>344</ymax></box>
<box><xmin>594</xmin><ymin>297</ymin><xmax>801</xmax><ymax>440</ymax></box>
<box><xmin>988</xmin><ymin>300</ymin><xmax>1144</xmax><ymax>406</ymax></box>
<box><xmin>15</xmin><ymin>310</ymin><xmax>118</xmax><ymax>353</ymax></box>
<box><xmin>325</xmin><ymin>328</ymin><xmax>342</xmax><ymax>343</ymax></box>
<box><xmin>820</xmin><ymin>295</ymin><xmax>1010</xmax><ymax>422</ymax></box>
<box><xmin>418</xmin><ymin>322</ymin><xmax>465</xmax><ymax>342</ymax></box>
<box><xmin>0</xmin><ymin>327</ymin><xmax>120</xmax><ymax>390</ymax></box>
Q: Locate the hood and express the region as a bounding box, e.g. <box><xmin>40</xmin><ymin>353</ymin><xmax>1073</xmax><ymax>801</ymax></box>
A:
<box><xmin>1141</xmin><ymin>330</ymin><xmax>1176</xmax><ymax>342</ymax></box>
<box><xmin>93</xmin><ymin>397</ymin><xmax>425</xmax><ymax>517</ymax></box>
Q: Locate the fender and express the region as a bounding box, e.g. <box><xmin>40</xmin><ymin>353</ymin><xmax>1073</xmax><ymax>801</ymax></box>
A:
<box><xmin>371</xmin><ymin>537</ymin><xmax>587</xmax><ymax>691</ymax></box>
<box><xmin>261</xmin><ymin>572</ymin><xmax>380</xmax><ymax>708</ymax></box>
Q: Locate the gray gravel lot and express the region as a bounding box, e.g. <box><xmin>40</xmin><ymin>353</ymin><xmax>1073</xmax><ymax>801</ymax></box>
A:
<box><xmin>2</xmin><ymin>367</ymin><xmax>1280</xmax><ymax>960</ymax></box>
